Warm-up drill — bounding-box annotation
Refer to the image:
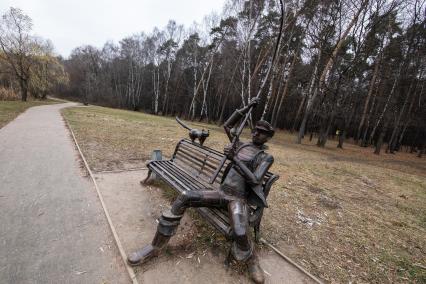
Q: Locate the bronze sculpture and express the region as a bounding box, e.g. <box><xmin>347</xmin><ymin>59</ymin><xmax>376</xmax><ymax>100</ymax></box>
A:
<box><xmin>128</xmin><ymin>98</ymin><xmax>274</xmax><ymax>284</ymax></box>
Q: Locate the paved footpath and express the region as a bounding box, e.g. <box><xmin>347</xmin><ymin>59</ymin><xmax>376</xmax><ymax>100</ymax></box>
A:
<box><xmin>0</xmin><ymin>103</ymin><xmax>128</xmax><ymax>283</ymax></box>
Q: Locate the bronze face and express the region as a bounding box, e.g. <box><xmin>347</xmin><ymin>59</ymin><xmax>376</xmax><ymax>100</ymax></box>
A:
<box><xmin>251</xmin><ymin>129</ymin><xmax>271</xmax><ymax>146</ymax></box>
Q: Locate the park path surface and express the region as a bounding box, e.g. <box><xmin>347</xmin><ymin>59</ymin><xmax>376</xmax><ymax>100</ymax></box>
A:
<box><xmin>94</xmin><ymin>169</ymin><xmax>314</xmax><ymax>284</ymax></box>
<box><xmin>0</xmin><ymin>103</ymin><xmax>128</xmax><ymax>283</ymax></box>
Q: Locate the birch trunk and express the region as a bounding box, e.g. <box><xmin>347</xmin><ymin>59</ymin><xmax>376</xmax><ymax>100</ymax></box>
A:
<box><xmin>356</xmin><ymin>54</ymin><xmax>381</xmax><ymax>142</ymax></box>
<box><xmin>153</xmin><ymin>67</ymin><xmax>160</xmax><ymax>114</ymax></box>
<box><xmin>189</xmin><ymin>54</ymin><xmax>197</xmax><ymax>120</ymax></box>
<box><xmin>271</xmin><ymin>51</ymin><xmax>298</xmax><ymax>127</ymax></box>
<box><xmin>368</xmin><ymin>66</ymin><xmax>401</xmax><ymax>143</ymax></box>
<box><xmin>296</xmin><ymin>52</ymin><xmax>321</xmax><ymax>143</ymax></box>
<box><xmin>387</xmin><ymin>78</ymin><xmax>415</xmax><ymax>152</ymax></box>
<box><xmin>361</xmin><ymin>88</ymin><xmax>378</xmax><ymax>146</ymax></box>
<box><xmin>398</xmin><ymin>82</ymin><xmax>423</xmax><ymax>147</ymax></box>
<box><xmin>162</xmin><ymin>59</ymin><xmax>172</xmax><ymax>114</ymax></box>
<box><xmin>200</xmin><ymin>59</ymin><xmax>214</xmax><ymax>121</ymax></box>
<box><xmin>291</xmin><ymin>88</ymin><xmax>307</xmax><ymax>132</ymax></box>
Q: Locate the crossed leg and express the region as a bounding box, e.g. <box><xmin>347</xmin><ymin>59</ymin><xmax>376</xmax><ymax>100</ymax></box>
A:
<box><xmin>171</xmin><ymin>190</ymin><xmax>253</xmax><ymax>259</ymax></box>
<box><xmin>128</xmin><ymin>189</ymin><xmax>231</xmax><ymax>266</ymax></box>
<box><xmin>128</xmin><ymin>189</ymin><xmax>263</xmax><ymax>283</ymax></box>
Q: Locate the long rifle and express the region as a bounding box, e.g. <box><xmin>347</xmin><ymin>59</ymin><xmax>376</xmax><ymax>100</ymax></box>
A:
<box><xmin>209</xmin><ymin>0</ymin><xmax>285</xmax><ymax>184</ymax></box>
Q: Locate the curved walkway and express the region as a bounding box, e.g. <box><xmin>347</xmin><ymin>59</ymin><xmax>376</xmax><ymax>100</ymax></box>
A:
<box><xmin>0</xmin><ymin>103</ymin><xmax>128</xmax><ymax>283</ymax></box>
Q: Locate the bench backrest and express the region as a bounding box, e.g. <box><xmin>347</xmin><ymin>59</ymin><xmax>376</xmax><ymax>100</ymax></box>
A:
<box><xmin>172</xmin><ymin>139</ymin><xmax>278</xmax><ymax>195</ymax></box>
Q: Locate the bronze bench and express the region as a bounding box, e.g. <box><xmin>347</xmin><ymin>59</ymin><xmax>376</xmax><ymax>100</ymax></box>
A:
<box><xmin>143</xmin><ymin>139</ymin><xmax>279</xmax><ymax>242</ymax></box>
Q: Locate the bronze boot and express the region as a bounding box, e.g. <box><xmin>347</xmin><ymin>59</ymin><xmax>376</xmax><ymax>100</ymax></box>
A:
<box><xmin>247</xmin><ymin>253</ymin><xmax>265</xmax><ymax>284</ymax></box>
<box><xmin>127</xmin><ymin>231</ymin><xmax>170</xmax><ymax>265</ymax></box>
<box><xmin>127</xmin><ymin>210</ymin><xmax>182</xmax><ymax>266</ymax></box>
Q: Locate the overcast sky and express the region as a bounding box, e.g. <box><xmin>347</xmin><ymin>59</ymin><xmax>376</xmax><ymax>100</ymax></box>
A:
<box><xmin>0</xmin><ymin>0</ymin><xmax>227</xmax><ymax>58</ymax></box>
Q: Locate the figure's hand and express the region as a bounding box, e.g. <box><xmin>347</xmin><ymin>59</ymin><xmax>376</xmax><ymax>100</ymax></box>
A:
<box><xmin>248</xmin><ymin>97</ymin><xmax>260</xmax><ymax>108</ymax></box>
<box><xmin>224</xmin><ymin>144</ymin><xmax>235</xmax><ymax>160</ymax></box>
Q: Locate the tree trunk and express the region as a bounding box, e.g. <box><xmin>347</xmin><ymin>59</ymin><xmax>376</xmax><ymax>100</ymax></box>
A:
<box><xmin>398</xmin><ymin>83</ymin><xmax>422</xmax><ymax>147</ymax></box>
<box><xmin>361</xmin><ymin>89</ymin><xmax>379</xmax><ymax>146</ymax></box>
<box><xmin>296</xmin><ymin>50</ymin><xmax>322</xmax><ymax>144</ymax></box>
<box><xmin>292</xmin><ymin>88</ymin><xmax>307</xmax><ymax>133</ymax></box>
<box><xmin>261</xmin><ymin>57</ymin><xmax>277</xmax><ymax>120</ymax></box>
<box><xmin>20</xmin><ymin>79</ymin><xmax>28</xmax><ymax>102</ymax></box>
<box><xmin>217</xmin><ymin>94</ymin><xmax>228</xmax><ymax>126</ymax></box>
<box><xmin>297</xmin><ymin>1</ymin><xmax>366</xmax><ymax>144</ymax></box>
<box><xmin>200</xmin><ymin>60</ymin><xmax>213</xmax><ymax>121</ymax></box>
<box><xmin>418</xmin><ymin>142</ymin><xmax>424</xmax><ymax>158</ymax></box>
<box><xmin>368</xmin><ymin>67</ymin><xmax>400</xmax><ymax>144</ymax></box>
<box><xmin>317</xmin><ymin>110</ymin><xmax>335</xmax><ymax>147</ymax></box>
<box><xmin>337</xmin><ymin>129</ymin><xmax>346</xmax><ymax>149</ymax></box>
<box><xmin>272</xmin><ymin>51</ymin><xmax>298</xmax><ymax>127</ymax></box>
<box><xmin>337</xmin><ymin>107</ymin><xmax>355</xmax><ymax>149</ymax></box>
<box><xmin>297</xmin><ymin>89</ymin><xmax>317</xmax><ymax>144</ymax></box>
<box><xmin>356</xmin><ymin>55</ymin><xmax>380</xmax><ymax>142</ymax></box>
<box><xmin>374</xmin><ymin>119</ymin><xmax>389</xmax><ymax>155</ymax></box>
<box><xmin>162</xmin><ymin>60</ymin><xmax>172</xmax><ymax>114</ymax></box>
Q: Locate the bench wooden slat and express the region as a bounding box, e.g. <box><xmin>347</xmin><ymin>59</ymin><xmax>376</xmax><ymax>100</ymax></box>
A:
<box><xmin>197</xmin><ymin>208</ymin><xmax>231</xmax><ymax>237</ymax></box>
<box><xmin>159</xmin><ymin>161</ymin><xmax>209</xmax><ymax>191</ymax></box>
<box><xmin>178</xmin><ymin>140</ymin><xmax>224</xmax><ymax>159</ymax></box>
<box><xmin>152</xmin><ymin>161</ymin><xmax>203</xmax><ymax>192</ymax></box>
<box><xmin>175</xmin><ymin>146</ymin><xmax>227</xmax><ymax>178</ymax></box>
<box><xmin>209</xmin><ymin>208</ymin><xmax>231</xmax><ymax>226</ymax></box>
<box><xmin>150</xmin><ymin>162</ymin><xmax>191</xmax><ymax>192</ymax></box>
<box><xmin>174</xmin><ymin>155</ymin><xmax>225</xmax><ymax>185</ymax></box>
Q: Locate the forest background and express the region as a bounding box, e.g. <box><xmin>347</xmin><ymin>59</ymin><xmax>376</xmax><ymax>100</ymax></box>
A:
<box><xmin>1</xmin><ymin>0</ymin><xmax>425</xmax><ymax>154</ymax></box>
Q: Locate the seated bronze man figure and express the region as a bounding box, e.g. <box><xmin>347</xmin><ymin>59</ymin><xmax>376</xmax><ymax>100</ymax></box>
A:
<box><xmin>128</xmin><ymin>98</ymin><xmax>274</xmax><ymax>283</ymax></box>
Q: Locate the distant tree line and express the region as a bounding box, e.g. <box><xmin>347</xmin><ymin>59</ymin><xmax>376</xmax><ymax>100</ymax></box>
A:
<box><xmin>3</xmin><ymin>1</ymin><xmax>425</xmax><ymax>155</ymax></box>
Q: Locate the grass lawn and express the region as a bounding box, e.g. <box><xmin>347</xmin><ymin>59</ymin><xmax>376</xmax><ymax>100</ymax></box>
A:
<box><xmin>63</xmin><ymin>105</ymin><xmax>426</xmax><ymax>283</ymax></box>
<box><xmin>0</xmin><ymin>99</ymin><xmax>60</xmax><ymax>129</ymax></box>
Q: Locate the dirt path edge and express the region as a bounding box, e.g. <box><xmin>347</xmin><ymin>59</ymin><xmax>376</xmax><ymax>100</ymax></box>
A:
<box><xmin>64</xmin><ymin>114</ymin><xmax>138</xmax><ymax>284</ymax></box>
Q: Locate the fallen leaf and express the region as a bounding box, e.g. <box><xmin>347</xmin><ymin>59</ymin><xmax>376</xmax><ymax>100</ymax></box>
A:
<box><xmin>75</xmin><ymin>271</ymin><xmax>87</xmax><ymax>275</ymax></box>
<box><xmin>186</xmin><ymin>252</ymin><xmax>195</xmax><ymax>259</ymax></box>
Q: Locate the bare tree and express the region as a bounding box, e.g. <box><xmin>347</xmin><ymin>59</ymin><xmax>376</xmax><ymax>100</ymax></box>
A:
<box><xmin>0</xmin><ymin>7</ymin><xmax>34</xmax><ymax>101</ymax></box>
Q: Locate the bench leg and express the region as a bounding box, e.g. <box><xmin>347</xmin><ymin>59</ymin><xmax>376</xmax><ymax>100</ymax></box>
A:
<box><xmin>141</xmin><ymin>169</ymin><xmax>152</xmax><ymax>185</ymax></box>
<box><xmin>254</xmin><ymin>223</ymin><xmax>261</xmax><ymax>244</ymax></box>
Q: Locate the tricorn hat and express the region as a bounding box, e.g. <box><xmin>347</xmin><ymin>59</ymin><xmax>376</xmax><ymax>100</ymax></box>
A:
<box><xmin>255</xmin><ymin>120</ymin><xmax>275</xmax><ymax>137</ymax></box>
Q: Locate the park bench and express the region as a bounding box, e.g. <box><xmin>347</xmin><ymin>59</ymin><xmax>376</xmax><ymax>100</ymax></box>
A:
<box><xmin>143</xmin><ymin>138</ymin><xmax>279</xmax><ymax>242</ymax></box>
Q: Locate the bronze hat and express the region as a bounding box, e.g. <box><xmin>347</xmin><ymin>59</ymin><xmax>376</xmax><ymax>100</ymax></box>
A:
<box><xmin>255</xmin><ymin>120</ymin><xmax>275</xmax><ymax>137</ymax></box>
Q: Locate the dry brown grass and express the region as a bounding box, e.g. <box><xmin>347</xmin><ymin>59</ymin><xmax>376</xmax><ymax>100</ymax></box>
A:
<box><xmin>62</xmin><ymin>105</ymin><xmax>426</xmax><ymax>283</ymax></box>
<box><xmin>0</xmin><ymin>99</ymin><xmax>59</xmax><ymax>129</ymax></box>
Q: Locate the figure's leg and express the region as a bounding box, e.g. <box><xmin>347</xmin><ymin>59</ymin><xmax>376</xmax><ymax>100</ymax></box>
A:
<box><xmin>228</xmin><ymin>200</ymin><xmax>264</xmax><ymax>284</ymax></box>
<box><xmin>228</xmin><ymin>200</ymin><xmax>252</xmax><ymax>261</ymax></box>
<box><xmin>128</xmin><ymin>190</ymin><xmax>227</xmax><ymax>266</ymax></box>
<box><xmin>171</xmin><ymin>190</ymin><xmax>227</xmax><ymax>215</ymax></box>
<box><xmin>128</xmin><ymin>210</ymin><xmax>182</xmax><ymax>266</ymax></box>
